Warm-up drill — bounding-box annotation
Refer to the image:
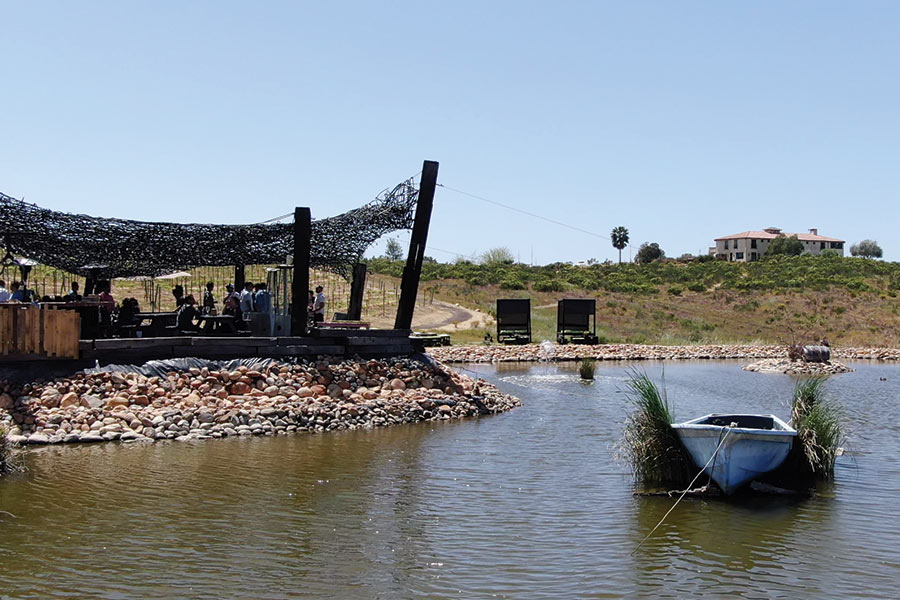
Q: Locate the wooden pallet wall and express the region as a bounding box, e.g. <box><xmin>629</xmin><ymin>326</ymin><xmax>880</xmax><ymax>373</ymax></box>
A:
<box><xmin>0</xmin><ymin>304</ymin><xmax>81</xmax><ymax>359</ymax></box>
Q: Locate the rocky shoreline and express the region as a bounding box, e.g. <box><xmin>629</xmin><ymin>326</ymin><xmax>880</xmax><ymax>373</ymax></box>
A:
<box><xmin>427</xmin><ymin>343</ymin><xmax>900</xmax><ymax>363</ymax></box>
<box><xmin>742</xmin><ymin>358</ymin><xmax>854</xmax><ymax>375</ymax></box>
<box><xmin>0</xmin><ymin>357</ymin><xmax>520</xmax><ymax>447</ymax></box>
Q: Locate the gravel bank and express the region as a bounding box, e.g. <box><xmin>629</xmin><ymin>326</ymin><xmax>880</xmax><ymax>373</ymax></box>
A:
<box><xmin>427</xmin><ymin>343</ymin><xmax>900</xmax><ymax>363</ymax></box>
<box><xmin>0</xmin><ymin>357</ymin><xmax>520</xmax><ymax>447</ymax></box>
<box><xmin>742</xmin><ymin>358</ymin><xmax>854</xmax><ymax>375</ymax></box>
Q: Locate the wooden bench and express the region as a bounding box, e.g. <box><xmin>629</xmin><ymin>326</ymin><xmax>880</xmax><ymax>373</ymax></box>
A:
<box><xmin>317</xmin><ymin>321</ymin><xmax>370</xmax><ymax>330</ymax></box>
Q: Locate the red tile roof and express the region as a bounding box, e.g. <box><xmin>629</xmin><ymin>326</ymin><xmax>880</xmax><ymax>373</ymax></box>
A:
<box><xmin>715</xmin><ymin>230</ymin><xmax>844</xmax><ymax>243</ymax></box>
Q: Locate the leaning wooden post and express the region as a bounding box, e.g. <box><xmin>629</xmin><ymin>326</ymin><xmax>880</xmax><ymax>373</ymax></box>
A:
<box><xmin>347</xmin><ymin>262</ymin><xmax>367</xmax><ymax>320</ymax></box>
<box><xmin>291</xmin><ymin>207</ymin><xmax>311</xmax><ymax>336</ymax></box>
<box><xmin>234</xmin><ymin>265</ymin><xmax>245</xmax><ymax>291</ymax></box>
<box><xmin>394</xmin><ymin>160</ymin><xmax>438</xmax><ymax>330</ymax></box>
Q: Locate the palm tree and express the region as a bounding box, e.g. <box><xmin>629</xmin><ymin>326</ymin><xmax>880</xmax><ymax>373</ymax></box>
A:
<box><xmin>611</xmin><ymin>226</ymin><xmax>629</xmax><ymax>264</ymax></box>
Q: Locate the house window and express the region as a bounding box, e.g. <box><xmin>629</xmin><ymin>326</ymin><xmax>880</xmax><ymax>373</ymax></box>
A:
<box><xmin>751</xmin><ymin>239</ymin><xmax>757</xmax><ymax>249</ymax></box>
<box><xmin>724</xmin><ymin>240</ymin><xmax>729</xmax><ymax>249</ymax></box>
<box><xmin>831</xmin><ymin>242</ymin><xmax>843</xmax><ymax>249</ymax></box>
<box><xmin>750</xmin><ymin>252</ymin><xmax>758</xmax><ymax>261</ymax></box>
<box><xmin>735</xmin><ymin>252</ymin><xmax>744</xmax><ymax>260</ymax></box>
<box><xmin>734</xmin><ymin>239</ymin><xmax>740</xmax><ymax>249</ymax></box>
<box><xmin>821</xmin><ymin>242</ymin><xmax>825</xmax><ymax>250</ymax></box>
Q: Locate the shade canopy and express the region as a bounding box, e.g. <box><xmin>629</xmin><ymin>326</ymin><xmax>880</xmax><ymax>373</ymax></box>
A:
<box><xmin>0</xmin><ymin>179</ymin><xmax>417</xmax><ymax>278</ymax></box>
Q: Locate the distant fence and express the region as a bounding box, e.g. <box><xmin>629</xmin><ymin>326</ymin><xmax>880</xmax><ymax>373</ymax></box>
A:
<box><xmin>0</xmin><ymin>304</ymin><xmax>80</xmax><ymax>359</ymax></box>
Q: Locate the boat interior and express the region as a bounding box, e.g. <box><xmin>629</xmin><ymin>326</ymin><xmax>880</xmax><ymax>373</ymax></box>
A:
<box><xmin>698</xmin><ymin>415</ymin><xmax>776</xmax><ymax>429</ymax></box>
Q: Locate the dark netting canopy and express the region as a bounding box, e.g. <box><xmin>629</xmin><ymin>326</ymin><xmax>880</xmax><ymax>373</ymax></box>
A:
<box><xmin>0</xmin><ymin>179</ymin><xmax>417</xmax><ymax>278</ymax></box>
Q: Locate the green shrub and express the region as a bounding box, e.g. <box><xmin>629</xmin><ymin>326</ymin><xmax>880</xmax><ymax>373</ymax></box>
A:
<box><xmin>666</xmin><ymin>286</ymin><xmax>683</xmax><ymax>296</ymax></box>
<box><xmin>499</xmin><ymin>275</ymin><xmax>526</xmax><ymax>290</ymax></box>
<box><xmin>533</xmin><ymin>278</ymin><xmax>565</xmax><ymax>292</ymax></box>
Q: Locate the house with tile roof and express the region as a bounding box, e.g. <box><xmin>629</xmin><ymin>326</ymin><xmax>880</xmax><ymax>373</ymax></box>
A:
<box><xmin>710</xmin><ymin>227</ymin><xmax>844</xmax><ymax>262</ymax></box>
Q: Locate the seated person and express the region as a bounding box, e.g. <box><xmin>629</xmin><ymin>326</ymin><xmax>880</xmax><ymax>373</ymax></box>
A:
<box><xmin>64</xmin><ymin>281</ymin><xmax>82</xmax><ymax>302</ymax></box>
<box><xmin>175</xmin><ymin>295</ymin><xmax>201</xmax><ymax>332</ymax></box>
<box><xmin>9</xmin><ymin>281</ymin><xmax>24</xmax><ymax>302</ymax></box>
<box><xmin>117</xmin><ymin>298</ymin><xmax>140</xmax><ymax>327</ymax></box>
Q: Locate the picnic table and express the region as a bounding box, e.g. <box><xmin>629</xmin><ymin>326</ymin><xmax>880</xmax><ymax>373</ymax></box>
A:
<box><xmin>134</xmin><ymin>312</ymin><xmax>177</xmax><ymax>337</ymax></box>
<box><xmin>198</xmin><ymin>314</ymin><xmax>238</xmax><ymax>335</ymax></box>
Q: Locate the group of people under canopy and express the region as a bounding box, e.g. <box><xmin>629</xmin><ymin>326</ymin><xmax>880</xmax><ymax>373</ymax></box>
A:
<box><xmin>170</xmin><ymin>281</ymin><xmax>272</xmax><ymax>333</ymax></box>
<box><xmin>1</xmin><ymin>271</ymin><xmax>332</xmax><ymax>338</ymax></box>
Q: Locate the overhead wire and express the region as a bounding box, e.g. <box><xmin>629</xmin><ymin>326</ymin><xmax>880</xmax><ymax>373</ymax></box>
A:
<box><xmin>436</xmin><ymin>183</ymin><xmax>615</xmax><ymax>243</ymax></box>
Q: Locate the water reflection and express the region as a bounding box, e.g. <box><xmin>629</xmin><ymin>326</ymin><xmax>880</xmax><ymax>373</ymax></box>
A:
<box><xmin>631</xmin><ymin>493</ymin><xmax>835</xmax><ymax>597</ymax></box>
<box><xmin>2</xmin><ymin>361</ymin><xmax>900</xmax><ymax>598</ymax></box>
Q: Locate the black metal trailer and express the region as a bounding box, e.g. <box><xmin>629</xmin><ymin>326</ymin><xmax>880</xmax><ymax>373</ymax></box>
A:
<box><xmin>496</xmin><ymin>299</ymin><xmax>531</xmax><ymax>344</ymax></box>
<box><xmin>556</xmin><ymin>298</ymin><xmax>598</xmax><ymax>344</ymax></box>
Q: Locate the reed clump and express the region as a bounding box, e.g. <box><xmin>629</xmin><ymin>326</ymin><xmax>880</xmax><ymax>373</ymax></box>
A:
<box><xmin>791</xmin><ymin>378</ymin><xmax>844</xmax><ymax>478</ymax></box>
<box><xmin>0</xmin><ymin>426</ymin><xmax>22</xmax><ymax>476</ymax></box>
<box><xmin>578</xmin><ymin>358</ymin><xmax>596</xmax><ymax>380</ymax></box>
<box><xmin>621</xmin><ymin>371</ymin><xmax>695</xmax><ymax>488</ymax></box>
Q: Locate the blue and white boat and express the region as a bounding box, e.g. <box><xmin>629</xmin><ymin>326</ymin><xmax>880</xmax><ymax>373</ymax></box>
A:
<box><xmin>671</xmin><ymin>414</ymin><xmax>797</xmax><ymax>495</ymax></box>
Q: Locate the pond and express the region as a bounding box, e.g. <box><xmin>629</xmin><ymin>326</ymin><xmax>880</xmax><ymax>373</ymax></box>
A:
<box><xmin>1</xmin><ymin>360</ymin><xmax>898</xmax><ymax>598</ymax></box>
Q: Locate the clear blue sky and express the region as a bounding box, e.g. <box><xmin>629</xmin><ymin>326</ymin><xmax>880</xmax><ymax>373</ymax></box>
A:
<box><xmin>2</xmin><ymin>1</ymin><xmax>898</xmax><ymax>264</ymax></box>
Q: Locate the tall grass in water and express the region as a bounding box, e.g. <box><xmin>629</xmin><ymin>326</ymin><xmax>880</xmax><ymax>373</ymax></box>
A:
<box><xmin>578</xmin><ymin>358</ymin><xmax>596</xmax><ymax>380</ymax></box>
<box><xmin>621</xmin><ymin>371</ymin><xmax>695</xmax><ymax>488</ymax></box>
<box><xmin>791</xmin><ymin>378</ymin><xmax>844</xmax><ymax>478</ymax></box>
<box><xmin>0</xmin><ymin>426</ymin><xmax>22</xmax><ymax>476</ymax></box>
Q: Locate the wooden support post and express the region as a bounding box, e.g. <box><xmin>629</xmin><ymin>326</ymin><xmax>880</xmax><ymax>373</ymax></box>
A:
<box><xmin>234</xmin><ymin>265</ymin><xmax>245</xmax><ymax>291</ymax></box>
<box><xmin>395</xmin><ymin>160</ymin><xmax>438</xmax><ymax>330</ymax></box>
<box><xmin>348</xmin><ymin>262</ymin><xmax>367</xmax><ymax>320</ymax></box>
<box><xmin>291</xmin><ymin>207</ymin><xmax>311</xmax><ymax>336</ymax></box>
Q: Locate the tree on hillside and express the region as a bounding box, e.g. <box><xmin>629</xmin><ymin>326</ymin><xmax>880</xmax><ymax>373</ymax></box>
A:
<box><xmin>480</xmin><ymin>246</ymin><xmax>515</xmax><ymax>266</ymax></box>
<box><xmin>611</xmin><ymin>226</ymin><xmax>629</xmax><ymax>264</ymax></box>
<box><xmin>384</xmin><ymin>238</ymin><xmax>404</xmax><ymax>261</ymax></box>
<box><xmin>634</xmin><ymin>242</ymin><xmax>665</xmax><ymax>264</ymax></box>
<box><xmin>850</xmin><ymin>239</ymin><xmax>883</xmax><ymax>259</ymax></box>
<box><xmin>766</xmin><ymin>235</ymin><xmax>803</xmax><ymax>257</ymax></box>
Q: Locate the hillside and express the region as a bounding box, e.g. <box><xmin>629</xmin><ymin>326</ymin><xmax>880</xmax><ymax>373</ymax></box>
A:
<box><xmin>367</xmin><ymin>255</ymin><xmax>900</xmax><ymax>347</ymax></box>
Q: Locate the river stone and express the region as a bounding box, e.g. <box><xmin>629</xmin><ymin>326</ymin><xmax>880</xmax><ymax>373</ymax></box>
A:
<box><xmin>58</xmin><ymin>392</ymin><xmax>80</xmax><ymax>408</ymax></box>
<box><xmin>26</xmin><ymin>433</ymin><xmax>50</xmax><ymax>444</ymax></box>
<box><xmin>80</xmin><ymin>432</ymin><xmax>104</xmax><ymax>443</ymax></box>
<box><xmin>106</xmin><ymin>397</ymin><xmax>129</xmax><ymax>409</ymax></box>
<box><xmin>80</xmin><ymin>395</ymin><xmax>104</xmax><ymax>409</ymax></box>
<box><xmin>63</xmin><ymin>432</ymin><xmax>81</xmax><ymax>443</ymax></box>
<box><xmin>390</xmin><ymin>378</ymin><xmax>406</xmax><ymax>390</ymax></box>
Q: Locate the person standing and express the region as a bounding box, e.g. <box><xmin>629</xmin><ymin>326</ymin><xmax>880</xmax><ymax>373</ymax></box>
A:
<box><xmin>97</xmin><ymin>281</ymin><xmax>116</xmax><ymax>337</ymax></box>
<box><xmin>202</xmin><ymin>281</ymin><xmax>216</xmax><ymax>314</ymax></box>
<box><xmin>239</xmin><ymin>281</ymin><xmax>255</xmax><ymax>314</ymax></box>
<box><xmin>171</xmin><ymin>285</ymin><xmax>186</xmax><ymax>310</ymax></box>
<box><xmin>254</xmin><ymin>282</ymin><xmax>273</xmax><ymax>335</ymax></box>
<box><xmin>313</xmin><ymin>285</ymin><xmax>326</xmax><ymax>324</ymax></box>
<box><xmin>0</xmin><ymin>280</ymin><xmax>9</xmax><ymax>302</ymax></box>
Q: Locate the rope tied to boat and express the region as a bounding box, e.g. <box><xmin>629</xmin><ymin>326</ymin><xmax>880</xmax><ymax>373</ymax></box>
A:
<box><xmin>631</xmin><ymin>426</ymin><xmax>733</xmax><ymax>556</ymax></box>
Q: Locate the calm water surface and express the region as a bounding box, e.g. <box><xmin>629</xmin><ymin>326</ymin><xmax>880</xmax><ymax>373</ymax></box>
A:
<box><xmin>1</xmin><ymin>361</ymin><xmax>899</xmax><ymax>598</ymax></box>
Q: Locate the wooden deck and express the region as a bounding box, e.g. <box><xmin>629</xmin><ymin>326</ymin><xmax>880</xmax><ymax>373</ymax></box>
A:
<box><xmin>0</xmin><ymin>328</ymin><xmax>422</xmax><ymax>367</ymax></box>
